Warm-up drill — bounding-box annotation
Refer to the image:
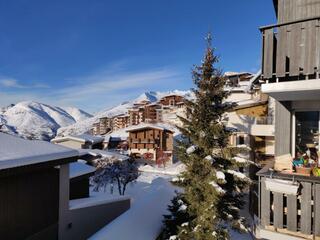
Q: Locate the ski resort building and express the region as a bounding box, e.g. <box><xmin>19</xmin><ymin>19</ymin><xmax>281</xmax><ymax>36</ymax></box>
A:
<box><xmin>127</xmin><ymin>123</ymin><xmax>175</xmax><ymax>164</ymax></box>
<box><xmin>128</xmin><ymin>107</ymin><xmax>145</xmax><ymax>125</ymax></box>
<box><xmin>256</xmin><ymin>0</ymin><xmax>320</xmax><ymax>239</ymax></box>
<box><xmin>0</xmin><ymin>133</ymin><xmax>130</xmax><ymax>240</ymax></box>
<box><xmin>225</xmin><ymin>71</ymin><xmax>275</xmax><ymax>164</ymax></box>
<box><xmin>51</xmin><ymin>134</ymin><xmax>104</xmax><ymax>150</ymax></box>
<box><xmin>113</xmin><ymin>114</ymin><xmax>130</xmax><ymax>131</ymax></box>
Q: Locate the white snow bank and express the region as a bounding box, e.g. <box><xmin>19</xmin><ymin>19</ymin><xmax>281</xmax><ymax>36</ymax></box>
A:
<box><xmin>78</xmin><ymin>149</ymin><xmax>129</xmax><ymax>161</ymax></box>
<box><xmin>186</xmin><ymin>145</ymin><xmax>196</xmax><ymax>154</ymax></box>
<box><xmin>89</xmin><ymin>178</ymin><xmax>176</xmax><ymax>240</ymax></box>
<box><xmin>209</xmin><ymin>181</ymin><xmax>226</xmax><ymax>194</ymax></box>
<box><xmin>52</xmin><ymin>134</ymin><xmax>104</xmax><ymax>144</ymax></box>
<box><xmin>69</xmin><ymin>162</ymin><xmax>96</xmax><ymax>179</ymax></box>
<box><xmin>227</xmin><ymin>170</ymin><xmax>250</xmax><ymax>181</ymax></box>
<box><xmin>69</xmin><ymin>195</ymin><xmax>130</xmax><ymax>210</ymax></box>
<box><xmin>139</xmin><ymin>162</ymin><xmax>185</xmax><ymax>176</ymax></box>
<box><xmin>216</xmin><ymin>171</ymin><xmax>226</xmax><ymax>180</ymax></box>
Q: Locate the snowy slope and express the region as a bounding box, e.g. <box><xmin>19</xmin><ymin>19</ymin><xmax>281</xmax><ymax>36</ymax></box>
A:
<box><xmin>0</xmin><ymin>101</ymin><xmax>91</xmax><ymax>140</ymax></box>
<box><xmin>57</xmin><ymin>90</ymin><xmax>193</xmax><ymax>137</ymax></box>
<box><xmin>61</xmin><ymin>106</ymin><xmax>92</xmax><ymax>122</ymax></box>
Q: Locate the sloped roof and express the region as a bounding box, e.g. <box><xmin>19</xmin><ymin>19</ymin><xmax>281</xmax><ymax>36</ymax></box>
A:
<box><xmin>51</xmin><ymin>134</ymin><xmax>104</xmax><ymax>144</ymax></box>
<box><xmin>125</xmin><ymin>123</ymin><xmax>174</xmax><ymax>133</ymax></box>
<box><xmin>0</xmin><ymin>133</ymin><xmax>78</xmax><ymax>170</ymax></box>
<box><xmin>69</xmin><ymin>162</ymin><xmax>96</xmax><ymax>179</ymax></box>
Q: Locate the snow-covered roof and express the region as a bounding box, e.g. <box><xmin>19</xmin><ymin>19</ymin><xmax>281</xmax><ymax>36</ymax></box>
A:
<box><xmin>233</xmin><ymin>98</ymin><xmax>267</xmax><ymax>109</ymax></box>
<box><xmin>69</xmin><ymin>161</ymin><xmax>96</xmax><ymax>179</ymax></box>
<box><xmin>51</xmin><ymin>134</ymin><xmax>104</xmax><ymax>144</ymax></box>
<box><xmin>70</xmin><ymin>195</ymin><xmax>130</xmax><ymax>210</ymax></box>
<box><xmin>246</xmin><ymin>70</ymin><xmax>262</xmax><ymax>92</ymax></box>
<box><xmin>78</xmin><ymin>149</ymin><xmax>130</xmax><ymax>161</ymax></box>
<box><xmin>0</xmin><ymin>132</ymin><xmax>78</xmax><ymax>170</ymax></box>
<box><xmin>104</xmin><ymin>128</ymin><xmax>129</xmax><ymax>142</ymax></box>
<box><xmin>125</xmin><ymin>123</ymin><xmax>174</xmax><ymax>133</ymax></box>
<box><xmin>224</xmin><ymin>71</ymin><xmax>252</xmax><ymax>77</ymax></box>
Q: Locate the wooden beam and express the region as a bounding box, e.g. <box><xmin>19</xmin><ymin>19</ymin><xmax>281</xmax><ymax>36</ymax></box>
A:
<box><xmin>287</xmin><ymin>194</ymin><xmax>297</xmax><ymax>232</ymax></box>
<box><xmin>261</xmin><ymin>177</ymin><xmax>271</xmax><ymax>226</ymax></box>
<box><xmin>273</xmin><ymin>192</ymin><xmax>284</xmax><ymax>228</ymax></box>
<box><xmin>315</xmin><ymin>184</ymin><xmax>320</xmax><ymax>236</ymax></box>
<box><xmin>301</xmin><ymin>182</ymin><xmax>312</xmax><ymax>235</ymax></box>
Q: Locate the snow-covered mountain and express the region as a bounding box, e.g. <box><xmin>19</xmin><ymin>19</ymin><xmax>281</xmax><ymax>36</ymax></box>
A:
<box><xmin>0</xmin><ymin>101</ymin><xmax>92</xmax><ymax>140</ymax></box>
<box><xmin>57</xmin><ymin>90</ymin><xmax>193</xmax><ymax>137</ymax></box>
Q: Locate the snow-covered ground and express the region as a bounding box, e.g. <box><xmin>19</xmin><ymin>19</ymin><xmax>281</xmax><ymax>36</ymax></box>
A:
<box><xmin>0</xmin><ymin>101</ymin><xmax>91</xmax><ymax>140</ymax></box>
<box><xmin>88</xmin><ymin>171</ymin><xmax>177</xmax><ymax>240</ymax></box>
<box><xmin>87</xmin><ymin>162</ymin><xmax>253</xmax><ymax>240</ymax></box>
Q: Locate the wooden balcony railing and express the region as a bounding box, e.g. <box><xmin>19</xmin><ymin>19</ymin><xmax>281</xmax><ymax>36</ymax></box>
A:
<box><xmin>261</xmin><ymin>17</ymin><xmax>320</xmax><ymax>82</ymax></box>
<box><xmin>257</xmin><ymin>169</ymin><xmax>320</xmax><ymax>238</ymax></box>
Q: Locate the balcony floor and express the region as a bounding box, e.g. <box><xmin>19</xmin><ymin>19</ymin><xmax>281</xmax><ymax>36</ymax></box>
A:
<box><xmin>261</xmin><ymin>79</ymin><xmax>320</xmax><ymax>101</ymax></box>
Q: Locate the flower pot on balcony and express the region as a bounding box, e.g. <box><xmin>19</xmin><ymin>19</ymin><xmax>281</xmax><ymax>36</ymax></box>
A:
<box><xmin>295</xmin><ymin>166</ymin><xmax>312</xmax><ymax>176</ymax></box>
<box><xmin>265</xmin><ymin>178</ymin><xmax>300</xmax><ymax>195</ymax></box>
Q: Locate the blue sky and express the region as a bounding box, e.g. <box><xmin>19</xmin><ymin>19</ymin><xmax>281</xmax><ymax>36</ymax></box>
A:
<box><xmin>0</xmin><ymin>0</ymin><xmax>276</xmax><ymax>113</ymax></box>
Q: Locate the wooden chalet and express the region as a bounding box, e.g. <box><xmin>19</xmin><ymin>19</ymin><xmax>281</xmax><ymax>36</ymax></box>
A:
<box><xmin>113</xmin><ymin>114</ymin><xmax>129</xmax><ymax>131</ymax></box>
<box><xmin>158</xmin><ymin>94</ymin><xmax>184</xmax><ymax>107</ymax></box>
<box><xmin>126</xmin><ymin>123</ymin><xmax>174</xmax><ymax>164</ymax></box>
<box><xmin>128</xmin><ymin>107</ymin><xmax>145</xmax><ymax>126</ymax></box>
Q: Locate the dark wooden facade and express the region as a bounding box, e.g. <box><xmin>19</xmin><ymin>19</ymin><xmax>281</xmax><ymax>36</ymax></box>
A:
<box><xmin>257</xmin><ymin>1</ymin><xmax>320</xmax><ymax>238</ymax></box>
<box><xmin>144</xmin><ymin>104</ymin><xmax>161</xmax><ymax>122</ymax></box>
<box><xmin>128</xmin><ymin>108</ymin><xmax>144</xmax><ymax>126</ymax></box>
<box><xmin>99</xmin><ymin>117</ymin><xmax>112</xmax><ymax>135</ymax></box>
<box><xmin>261</xmin><ymin>0</ymin><xmax>320</xmax><ymax>82</ymax></box>
<box><xmin>0</xmin><ymin>167</ymin><xmax>59</xmax><ymax>240</ymax></box>
<box><xmin>128</xmin><ymin>128</ymin><xmax>173</xmax><ymax>151</ymax></box>
<box><xmin>113</xmin><ymin>114</ymin><xmax>129</xmax><ymax>130</ymax></box>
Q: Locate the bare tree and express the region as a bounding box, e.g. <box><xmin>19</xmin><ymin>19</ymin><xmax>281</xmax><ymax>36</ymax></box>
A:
<box><xmin>92</xmin><ymin>159</ymin><xmax>139</xmax><ymax>195</ymax></box>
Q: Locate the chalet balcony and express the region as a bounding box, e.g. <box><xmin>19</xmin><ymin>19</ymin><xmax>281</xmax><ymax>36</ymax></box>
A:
<box><xmin>256</xmin><ymin>167</ymin><xmax>320</xmax><ymax>239</ymax></box>
<box><xmin>261</xmin><ymin>17</ymin><xmax>320</xmax><ymax>101</ymax></box>
<box><xmin>249</xmin><ymin>116</ymin><xmax>275</xmax><ymax>137</ymax></box>
<box><xmin>261</xmin><ymin>17</ymin><xmax>320</xmax><ymax>83</ymax></box>
<box><xmin>131</xmin><ymin>139</ymin><xmax>156</xmax><ymax>144</ymax></box>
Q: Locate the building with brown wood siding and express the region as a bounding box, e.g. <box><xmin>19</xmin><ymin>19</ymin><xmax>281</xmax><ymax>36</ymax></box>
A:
<box><xmin>126</xmin><ymin>123</ymin><xmax>175</xmax><ymax>164</ymax></box>
<box><xmin>113</xmin><ymin>114</ymin><xmax>130</xmax><ymax>130</ymax></box>
<box><xmin>158</xmin><ymin>94</ymin><xmax>184</xmax><ymax>106</ymax></box>
<box><xmin>144</xmin><ymin>103</ymin><xmax>161</xmax><ymax>122</ymax></box>
<box><xmin>128</xmin><ymin>107</ymin><xmax>145</xmax><ymax>125</ymax></box>
<box><xmin>99</xmin><ymin>116</ymin><xmax>113</xmax><ymax>135</ymax></box>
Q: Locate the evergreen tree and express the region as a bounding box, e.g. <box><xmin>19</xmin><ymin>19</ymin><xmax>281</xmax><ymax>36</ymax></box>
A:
<box><xmin>160</xmin><ymin>34</ymin><xmax>250</xmax><ymax>240</ymax></box>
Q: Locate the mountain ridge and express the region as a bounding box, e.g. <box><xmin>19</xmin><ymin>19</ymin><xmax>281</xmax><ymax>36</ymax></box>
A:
<box><xmin>0</xmin><ymin>101</ymin><xmax>92</xmax><ymax>140</ymax></box>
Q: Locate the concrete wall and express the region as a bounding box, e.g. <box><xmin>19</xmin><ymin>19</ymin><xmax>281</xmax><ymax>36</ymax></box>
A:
<box><xmin>58</xmin><ymin>164</ymin><xmax>130</xmax><ymax>240</ymax></box>
<box><xmin>63</xmin><ymin>199</ymin><xmax>130</xmax><ymax>240</ymax></box>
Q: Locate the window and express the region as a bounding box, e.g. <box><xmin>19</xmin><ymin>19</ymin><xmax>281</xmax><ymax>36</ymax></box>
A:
<box><xmin>295</xmin><ymin>111</ymin><xmax>319</xmax><ymax>155</ymax></box>
<box><xmin>238</xmin><ymin>135</ymin><xmax>245</xmax><ymax>145</ymax></box>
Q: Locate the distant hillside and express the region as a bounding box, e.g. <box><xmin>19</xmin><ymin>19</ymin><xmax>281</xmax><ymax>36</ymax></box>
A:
<box><xmin>57</xmin><ymin>90</ymin><xmax>193</xmax><ymax>137</ymax></box>
<box><xmin>0</xmin><ymin>101</ymin><xmax>92</xmax><ymax>140</ymax></box>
